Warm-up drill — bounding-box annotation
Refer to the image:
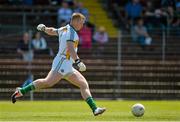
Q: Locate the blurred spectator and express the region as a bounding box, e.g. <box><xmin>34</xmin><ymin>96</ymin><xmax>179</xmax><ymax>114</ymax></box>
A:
<box><xmin>57</xmin><ymin>1</ymin><xmax>72</xmax><ymax>25</ymax></box>
<box><xmin>131</xmin><ymin>18</ymin><xmax>152</xmax><ymax>50</ymax></box>
<box><xmin>170</xmin><ymin>1</ymin><xmax>180</xmax><ymax>27</ymax></box>
<box><xmin>64</xmin><ymin>0</ymin><xmax>75</xmax><ymax>7</ymax></box>
<box><xmin>144</xmin><ymin>1</ymin><xmax>168</xmax><ymax>28</ymax></box>
<box><xmin>32</xmin><ymin>32</ymin><xmax>54</xmax><ymax>56</ymax></box>
<box><xmin>144</xmin><ymin>1</ymin><xmax>155</xmax><ymax>17</ymax></box>
<box><xmin>50</xmin><ymin>0</ymin><xmax>62</xmax><ymax>5</ymax></box>
<box><xmin>171</xmin><ymin>2</ymin><xmax>180</xmax><ymax>35</ymax></box>
<box><xmin>161</xmin><ymin>0</ymin><xmax>176</xmax><ymax>25</ymax></box>
<box><xmin>79</xmin><ymin>24</ymin><xmax>92</xmax><ymax>49</ymax></box>
<box><xmin>175</xmin><ymin>1</ymin><xmax>180</xmax><ymax>13</ymax></box>
<box><xmin>161</xmin><ymin>0</ymin><xmax>176</xmax><ymax>9</ymax></box>
<box><xmin>74</xmin><ymin>2</ymin><xmax>89</xmax><ymax>20</ymax></box>
<box><xmin>74</xmin><ymin>2</ymin><xmax>95</xmax><ymax>34</ymax></box>
<box><xmin>125</xmin><ymin>0</ymin><xmax>143</xmax><ymax>26</ymax></box>
<box><xmin>173</xmin><ymin>1</ymin><xmax>180</xmax><ymax>27</ymax></box>
<box><xmin>23</xmin><ymin>0</ymin><xmax>33</xmax><ymax>5</ymax></box>
<box><xmin>124</xmin><ymin>0</ymin><xmax>143</xmax><ymax>30</ymax></box>
<box><xmin>17</xmin><ymin>32</ymin><xmax>34</xmax><ymax>62</ymax></box>
<box><xmin>32</xmin><ymin>32</ymin><xmax>47</xmax><ymax>50</ymax></box>
<box><xmin>50</xmin><ymin>0</ymin><xmax>74</xmax><ymax>6</ymax></box>
<box><xmin>93</xmin><ymin>26</ymin><xmax>108</xmax><ymax>55</ymax></box>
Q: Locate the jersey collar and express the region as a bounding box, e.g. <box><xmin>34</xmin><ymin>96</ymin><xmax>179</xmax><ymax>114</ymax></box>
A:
<box><xmin>69</xmin><ymin>24</ymin><xmax>78</xmax><ymax>33</ymax></box>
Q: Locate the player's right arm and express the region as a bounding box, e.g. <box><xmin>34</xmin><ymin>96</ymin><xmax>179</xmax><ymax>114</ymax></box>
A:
<box><xmin>67</xmin><ymin>41</ymin><xmax>86</xmax><ymax>72</ymax></box>
<box><xmin>37</xmin><ymin>24</ymin><xmax>58</xmax><ymax>36</ymax></box>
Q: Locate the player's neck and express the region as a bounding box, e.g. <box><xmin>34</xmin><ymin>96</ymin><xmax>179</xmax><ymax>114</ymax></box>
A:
<box><xmin>69</xmin><ymin>24</ymin><xmax>78</xmax><ymax>32</ymax></box>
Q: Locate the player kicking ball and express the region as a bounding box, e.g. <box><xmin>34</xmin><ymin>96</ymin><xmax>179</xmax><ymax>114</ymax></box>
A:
<box><xmin>11</xmin><ymin>13</ymin><xmax>106</xmax><ymax>116</ymax></box>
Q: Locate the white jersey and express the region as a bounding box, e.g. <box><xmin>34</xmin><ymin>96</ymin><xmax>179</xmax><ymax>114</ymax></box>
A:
<box><xmin>51</xmin><ymin>24</ymin><xmax>79</xmax><ymax>76</ymax></box>
<box><xmin>57</xmin><ymin>24</ymin><xmax>79</xmax><ymax>60</ymax></box>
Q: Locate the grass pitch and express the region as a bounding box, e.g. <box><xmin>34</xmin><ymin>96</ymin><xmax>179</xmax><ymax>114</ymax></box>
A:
<box><xmin>0</xmin><ymin>100</ymin><xmax>180</xmax><ymax>121</ymax></box>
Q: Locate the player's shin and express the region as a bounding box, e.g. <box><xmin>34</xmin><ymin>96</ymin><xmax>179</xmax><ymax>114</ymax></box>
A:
<box><xmin>86</xmin><ymin>97</ymin><xmax>97</xmax><ymax>112</ymax></box>
<box><xmin>20</xmin><ymin>82</ymin><xmax>35</xmax><ymax>95</ymax></box>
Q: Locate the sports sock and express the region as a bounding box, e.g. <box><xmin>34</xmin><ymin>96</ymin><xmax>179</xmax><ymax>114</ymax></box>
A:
<box><xmin>86</xmin><ymin>97</ymin><xmax>97</xmax><ymax>112</ymax></box>
<box><xmin>20</xmin><ymin>83</ymin><xmax>35</xmax><ymax>95</ymax></box>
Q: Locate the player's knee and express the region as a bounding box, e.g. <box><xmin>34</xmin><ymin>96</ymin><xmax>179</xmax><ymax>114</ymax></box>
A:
<box><xmin>80</xmin><ymin>81</ymin><xmax>89</xmax><ymax>90</ymax></box>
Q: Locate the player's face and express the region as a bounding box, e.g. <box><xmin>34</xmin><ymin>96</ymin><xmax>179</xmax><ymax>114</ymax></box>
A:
<box><xmin>77</xmin><ymin>19</ymin><xmax>85</xmax><ymax>31</ymax></box>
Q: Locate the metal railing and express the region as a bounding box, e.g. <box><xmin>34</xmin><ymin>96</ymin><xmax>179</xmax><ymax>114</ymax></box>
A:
<box><xmin>116</xmin><ymin>27</ymin><xmax>180</xmax><ymax>99</ymax></box>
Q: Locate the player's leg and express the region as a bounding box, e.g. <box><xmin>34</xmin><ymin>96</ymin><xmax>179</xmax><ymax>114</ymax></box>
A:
<box><xmin>11</xmin><ymin>70</ymin><xmax>62</xmax><ymax>103</ymax></box>
<box><xmin>33</xmin><ymin>70</ymin><xmax>62</xmax><ymax>89</ymax></box>
<box><xmin>65</xmin><ymin>69</ymin><xmax>106</xmax><ymax>116</ymax></box>
<box><xmin>66</xmin><ymin>70</ymin><xmax>91</xmax><ymax>99</ymax></box>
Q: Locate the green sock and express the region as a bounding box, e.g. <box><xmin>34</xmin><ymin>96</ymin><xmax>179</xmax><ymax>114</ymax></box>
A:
<box><xmin>20</xmin><ymin>83</ymin><xmax>35</xmax><ymax>95</ymax></box>
<box><xmin>86</xmin><ymin>97</ymin><xmax>97</xmax><ymax>112</ymax></box>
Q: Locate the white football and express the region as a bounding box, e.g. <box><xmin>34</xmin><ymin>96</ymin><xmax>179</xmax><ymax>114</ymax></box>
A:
<box><xmin>131</xmin><ymin>103</ymin><xmax>145</xmax><ymax>117</ymax></box>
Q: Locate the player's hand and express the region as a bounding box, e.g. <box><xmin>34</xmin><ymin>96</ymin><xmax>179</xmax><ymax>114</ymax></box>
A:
<box><xmin>37</xmin><ymin>24</ymin><xmax>46</xmax><ymax>31</ymax></box>
<box><xmin>73</xmin><ymin>59</ymin><xmax>86</xmax><ymax>72</ymax></box>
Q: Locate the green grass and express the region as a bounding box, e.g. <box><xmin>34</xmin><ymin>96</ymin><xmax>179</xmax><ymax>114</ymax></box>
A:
<box><xmin>0</xmin><ymin>100</ymin><xmax>180</xmax><ymax>121</ymax></box>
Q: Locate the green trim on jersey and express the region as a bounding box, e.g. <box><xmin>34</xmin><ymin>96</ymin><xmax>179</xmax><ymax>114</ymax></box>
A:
<box><xmin>67</xmin><ymin>40</ymin><xmax>75</xmax><ymax>42</ymax></box>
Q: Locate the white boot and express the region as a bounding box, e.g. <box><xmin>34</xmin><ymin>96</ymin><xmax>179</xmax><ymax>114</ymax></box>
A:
<box><xmin>93</xmin><ymin>107</ymin><xmax>106</xmax><ymax>116</ymax></box>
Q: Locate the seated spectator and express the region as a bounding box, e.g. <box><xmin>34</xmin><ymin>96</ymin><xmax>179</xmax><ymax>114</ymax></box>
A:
<box><xmin>93</xmin><ymin>26</ymin><xmax>108</xmax><ymax>55</ymax></box>
<box><xmin>57</xmin><ymin>1</ymin><xmax>72</xmax><ymax>26</ymax></box>
<box><xmin>144</xmin><ymin>1</ymin><xmax>168</xmax><ymax>28</ymax></box>
<box><xmin>161</xmin><ymin>0</ymin><xmax>176</xmax><ymax>26</ymax></box>
<box><xmin>17</xmin><ymin>32</ymin><xmax>33</xmax><ymax>62</ymax></box>
<box><xmin>32</xmin><ymin>32</ymin><xmax>47</xmax><ymax>50</ymax></box>
<box><xmin>131</xmin><ymin>18</ymin><xmax>152</xmax><ymax>50</ymax></box>
<box><xmin>32</xmin><ymin>32</ymin><xmax>54</xmax><ymax>56</ymax></box>
<box><xmin>144</xmin><ymin>1</ymin><xmax>155</xmax><ymax>17</ymax></box>
<box><xmin>78</xmin><ymin>24</ymin><xmax>92</xmax><ymax>49</ymax></box>
<box><xmin>125</xmin><ymin>0</ymin><xmax>143</xmax><ymax>27</ymax></box>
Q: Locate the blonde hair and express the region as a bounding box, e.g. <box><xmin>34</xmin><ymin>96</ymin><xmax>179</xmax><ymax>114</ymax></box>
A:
<box><xmin>71</xmin><ymin>13</ymin><xmax>85</xmax><ymax>21</ymax></box>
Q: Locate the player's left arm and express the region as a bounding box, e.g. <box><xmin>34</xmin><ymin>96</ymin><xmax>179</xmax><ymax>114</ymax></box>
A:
<box><xmin>37</xmin><ymin>24</ymin><xmax>58</xmax><ymax>36</ymax></box>
<box><xmin>67</xmin><ymin>41</ymin><xmax>86</xmax><ymax>72</ymax></box>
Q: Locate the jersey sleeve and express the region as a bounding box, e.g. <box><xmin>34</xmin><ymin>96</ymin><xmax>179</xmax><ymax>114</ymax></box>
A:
<box><xmin>66</xmin><ymin>27</ymin><xmax>75</xmax><ymax>42</ymax></box>
<box><xmin>56</xmin><ymin>27</ymin><xmax>63</xmax><ymax>36</ymax></box>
